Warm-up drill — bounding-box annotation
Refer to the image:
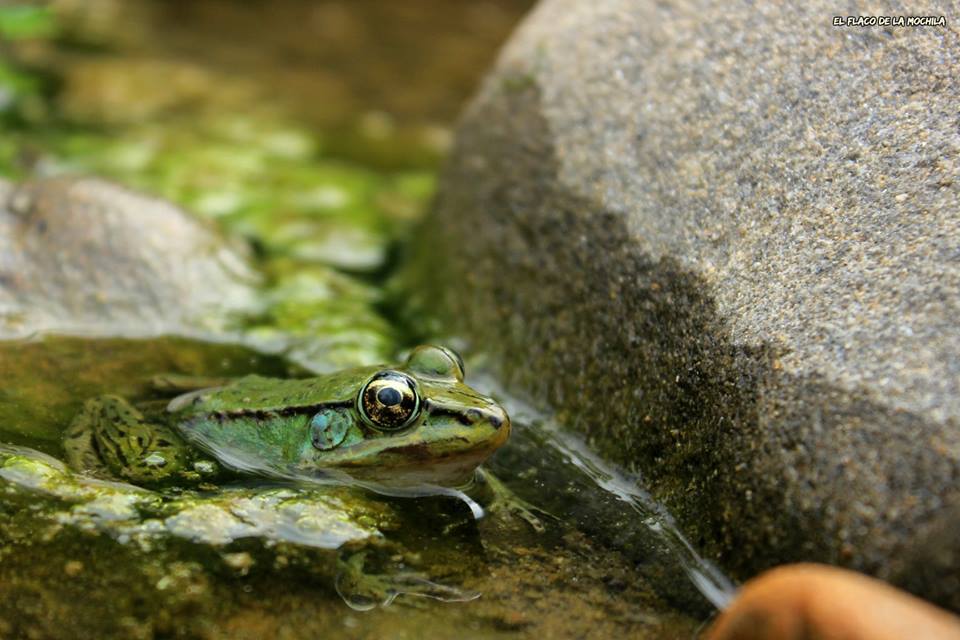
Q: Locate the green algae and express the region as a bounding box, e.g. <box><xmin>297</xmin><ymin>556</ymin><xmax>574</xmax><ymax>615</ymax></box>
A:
<box><xmin>0</xmin><ymin>6</ymin><xmax>57</xmax><ymax>40</ymax></box>
<box><xmin>0</xmin><ymin>432</ymin><xmax>701</xmax><ymax>639</ymax></box>
<box><xmin>0</xmin><ymin>4</ymin><xmax>439</xmax><ymax>372</ymax></box>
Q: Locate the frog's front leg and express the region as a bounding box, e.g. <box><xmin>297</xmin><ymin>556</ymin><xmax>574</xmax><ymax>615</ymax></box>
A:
<box><xmin>471</xmin><ymin>468</ymin><xmax>553</xmax><ymax>533</ymax></box>
<box><xmin>63</xmin><ymin>395</ymin><xmax>204</xmax><ymax>485</ymax></box>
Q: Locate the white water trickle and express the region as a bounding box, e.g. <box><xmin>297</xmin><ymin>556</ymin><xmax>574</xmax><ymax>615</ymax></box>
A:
<box><xmin>543</xmin><ymin>427</ymin><xmax>738</xmax><ymax>609</ymax></box>
<box><xmin>479</xmin><ymin>377</ymin><xmax>739</xmax><ymax>611</ymax></box>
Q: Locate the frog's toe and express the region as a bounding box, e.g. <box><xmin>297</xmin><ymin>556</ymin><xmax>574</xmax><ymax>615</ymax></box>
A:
<box><xmin>488</xmin><ymin>497</ymin><xmax>555</xmax><ymax>534</ymax></box>
<box><xmin>473</xmin><ymin>469</ymin><xmax>554</xmax><ymax>534</ymax></box>
<box><xmin>335</xmin><ymin>551</ymin><xmax>478</xmax><ymax>610</ymax></box>
<box><xmin>508</xmin><ymin>504</ymin><xmax>548</xmax><ymax>534</ymax></box>
<box><xmin>336</xmin><ymin>572</ymin><xmax>479</xmax><ymax>611</ymax></box>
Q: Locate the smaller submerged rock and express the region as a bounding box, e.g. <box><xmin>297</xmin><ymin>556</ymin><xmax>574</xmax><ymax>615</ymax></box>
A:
<box><xmin>0</xmin><ymin>445</ymin><xmax>390</xmax><ymax>550</ymax></box>
<box><xmin>0</xmin><ymin>176</ymin><xmax>262</xmax><ymax>338</ymax></box>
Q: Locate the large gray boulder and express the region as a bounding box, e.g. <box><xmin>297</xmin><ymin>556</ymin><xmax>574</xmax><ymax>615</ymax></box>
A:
<box><xmin>408</xmin><ymin>0</ymin><xmax>960</xmax><ymax>607</ymax></box>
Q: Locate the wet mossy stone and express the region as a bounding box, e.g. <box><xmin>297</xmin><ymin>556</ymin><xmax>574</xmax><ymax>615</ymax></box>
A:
<box><xmin>406</xmin><ymin>0</ymin><xmax>960</xmax><ymax>611</ymax></box>
<box><xmin>0</xmin><ymin>176</ymin><xmax>261</xmax><ymax>338</ymax></box>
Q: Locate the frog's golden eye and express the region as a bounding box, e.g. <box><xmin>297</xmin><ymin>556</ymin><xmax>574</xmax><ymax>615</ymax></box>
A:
<box><xmin>357</xmin><ymin>371</ymin><xmax>420</xmax><ymax>431</ymax></box>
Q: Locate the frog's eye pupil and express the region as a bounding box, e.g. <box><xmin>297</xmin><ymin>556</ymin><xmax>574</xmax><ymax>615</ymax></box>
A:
<box><xmin>376</xmin><ymin>386</ymin><xmax>402</xmax><ymax>407</ymax></box>
<box><xmin>358</xmin><ymin>371</ymin><xmax>420</xmax><ymax>431</ymax></box>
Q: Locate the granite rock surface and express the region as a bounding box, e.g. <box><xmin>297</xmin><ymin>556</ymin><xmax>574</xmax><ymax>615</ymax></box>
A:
<box><xmin>408</xmin><ymin>0</ymin><xmax>960</xmax><ymax>608</ymax></box>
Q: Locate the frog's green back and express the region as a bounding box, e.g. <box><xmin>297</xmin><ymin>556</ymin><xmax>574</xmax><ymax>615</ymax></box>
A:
<box><xmin>173</xmin><ymin>369</ymin><xmax>380</xmax><ymax>415</ymax></box>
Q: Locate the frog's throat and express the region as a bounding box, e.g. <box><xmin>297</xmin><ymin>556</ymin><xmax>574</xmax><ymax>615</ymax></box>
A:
<box><xmin>309</xmin><ymin>418</ymin><xmax>510</xmax><ymax>487</ymax></box>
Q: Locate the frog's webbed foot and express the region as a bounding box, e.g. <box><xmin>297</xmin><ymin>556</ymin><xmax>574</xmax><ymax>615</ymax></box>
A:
<box><xmin>475</xmin><ymin>469</ymin><xmax>555</xmax><ymax>534</ymax></box>
<box><xmin>335</xmin><ymin>550</ymin><xmax>479</xmax><ymax>611</ymax></box>
<box><xmin>63</xmin><ymin>405</ymin><xmax>112</xmax><ymax>479</ymax></box>
<box><xmin>63</xmin><ymin>395</ymin><xmax>195</xmax><ymax>485</ymax></box>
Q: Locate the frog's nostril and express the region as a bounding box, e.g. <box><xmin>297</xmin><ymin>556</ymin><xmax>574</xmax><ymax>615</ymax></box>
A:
<box><xmin>462</xmin><ymin>407</ymin><xmax>507</xmax><ymax>428</ymax></box>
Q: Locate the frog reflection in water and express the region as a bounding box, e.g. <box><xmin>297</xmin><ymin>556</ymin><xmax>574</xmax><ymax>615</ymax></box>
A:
<box><xmin>63</xmin><ymin>344</ymin><xmax>535</xmax><ymax>525</ymax></box>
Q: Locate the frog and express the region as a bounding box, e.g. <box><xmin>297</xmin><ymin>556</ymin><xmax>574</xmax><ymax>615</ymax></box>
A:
<box><xmin>63</xmin><ymin>344</ymin><xmax>510</xmax><ymax>492</ymax></box>
<box><xmin>54</xmin><ymin>343</ymin><xmax>544</xmax><ymax>608</ymax></box>
<box><xmin>54</xmin><ymin>345</ymin><xmax>543</xmax><ymax>610</ymax></box>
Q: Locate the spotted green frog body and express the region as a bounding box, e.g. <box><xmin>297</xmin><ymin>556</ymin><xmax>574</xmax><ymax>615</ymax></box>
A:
<box><xmin>63</xmin><ymin>345</ymin><xmax>510</xmax><ymax>489</ymax></box>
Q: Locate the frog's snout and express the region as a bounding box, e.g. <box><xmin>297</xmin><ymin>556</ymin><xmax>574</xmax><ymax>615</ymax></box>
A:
<box><xmin>489</xmin><ymin>407</ymin><xmax>509</xmax><ymax>430</ymax></box>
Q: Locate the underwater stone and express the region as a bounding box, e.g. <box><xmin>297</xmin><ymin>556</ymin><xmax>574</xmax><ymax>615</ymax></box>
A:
<box><xmin>410</xmin><ymin>0</ymin><xmax>960</xmax><ymax>611</ymax></box>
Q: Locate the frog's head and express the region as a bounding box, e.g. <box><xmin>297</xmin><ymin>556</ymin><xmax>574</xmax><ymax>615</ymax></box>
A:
<box><xmin>175</xmin><ymin>345</ymin><xmax>510</xmax><ymax>488</ymax></box>
<box><xmin>306</xmin><ymin>345</ymin><xmax>510</xmax><ymax>487</ymax></box>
